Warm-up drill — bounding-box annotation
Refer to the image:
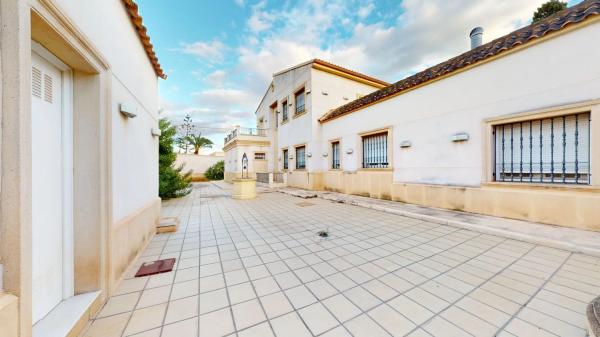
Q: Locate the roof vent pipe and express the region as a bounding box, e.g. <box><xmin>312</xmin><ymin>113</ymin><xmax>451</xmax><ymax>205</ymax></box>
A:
<box><xmin>469</xmin><ymin>27</ymin><xmax>484</xmax><ymax>49</ymax></box>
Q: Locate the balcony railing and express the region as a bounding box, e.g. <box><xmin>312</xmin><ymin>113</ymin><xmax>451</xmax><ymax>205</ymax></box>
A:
<box><xmin>224</xmin><ymin>127</ymin><xmax>267</xmax><ymax>144</ymax></box>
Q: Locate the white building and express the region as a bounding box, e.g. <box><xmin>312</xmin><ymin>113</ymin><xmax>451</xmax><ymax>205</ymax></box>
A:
<box><xmin>224</xmin><ymin>59</ymin><xmax>389</xmax><ymax>184</ymax></box>
<box><xmin>225</xmin><ymin>1</ymin><xmax>600</xmax><ymax>232</ymax></box>
<box><xmin>0</xmin><ymin>0</ymin><xmax>164</xmax><ymax>336</ymax></box>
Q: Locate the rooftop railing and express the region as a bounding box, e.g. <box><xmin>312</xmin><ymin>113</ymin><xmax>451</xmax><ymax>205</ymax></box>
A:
<box><xmin>224</xmin><ymin>127</ymin><xmax>267</xmax><ymax>144</ymax></box>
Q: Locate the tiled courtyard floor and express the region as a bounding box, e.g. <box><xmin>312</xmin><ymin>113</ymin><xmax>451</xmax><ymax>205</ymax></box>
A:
<box><xmin>84</xmin><ymin>183</ymin><xmax>600</xmax><ymax>337</ymax></box>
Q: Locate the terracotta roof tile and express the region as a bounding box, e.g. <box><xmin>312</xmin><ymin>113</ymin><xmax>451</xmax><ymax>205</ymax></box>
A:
<box><xmin>319</xmin><ymin>0</ymin><xmax>600</xmax><ymax>123</ymax></box>
<box><xmin>122</xmin><ymin>0</ymin><xmax>166</xmax><ymax>79</ymax></box>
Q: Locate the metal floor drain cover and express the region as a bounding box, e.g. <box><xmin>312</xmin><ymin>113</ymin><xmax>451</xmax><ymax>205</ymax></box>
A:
<box><xmin>296</xmin><ymin>202</ymin><xmax>315</xmax><ymax>207</ymax></box>
<box><xmin>135</xmin><ymin>258</ymin><xmax>176</xmax><ymax>277</ymax></box>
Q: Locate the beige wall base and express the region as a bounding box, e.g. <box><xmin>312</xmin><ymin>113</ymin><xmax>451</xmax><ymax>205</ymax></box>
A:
<box><xmin>66</xmin><ymin>292</ymin><xmax>104</xmax><ymax>337</ymax></box>
<box><xmin>109</xmin><ymin>198</ymin><xmax>161</xmax><ymax>294</ymax></box>
<box><xmin>391</xmin><ymin>182</ymin><xmax>600</xmax><ymax>231</ymax></box>
<box><xmin>287</xmin><ymin>171</ymin><xmax>325</xmax><ymax>191</ymax></box>
<box><xmin>319</xmin><ymin>171</ymin><xmax>600</xmax><ymax>231</ymax></box>
<box><xmin>0</xmin><ymin>293</ymin><xmax>19</xmax><ymax>337</ymax></box>
<box><xmin>232</xmin><ymin>179</ymin><xmax>257</xmax><ymax>199</ymax></box>
<box><xmin>323</xmin><ymin>170</ymin><xmax>393</xmax><ymax>199</ymax></box>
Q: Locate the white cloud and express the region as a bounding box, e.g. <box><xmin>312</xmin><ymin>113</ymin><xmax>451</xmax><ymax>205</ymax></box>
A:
<box><xmin>180</xmin><ymin>40</ymin><xmax>226</xmax><ymax>63</ymax></box>
<box><xmin>247</xmin><ymin>1</ymin><xmax>274</xmax><ymax>33</ymax></box>
<box><xmin>331</xmin><ymin>0</ymin><xmax>544</xmax><ymax>79</ymax></box>
<box><xmin>234</xmin><ymin>0</ymin><xmax>245</xmax><ymax>7</ymax></box>
<box><xmin>167</xmin><ymin>0</ymin><xmax>548</xmax><ymax>151</ymax></box>
<box><xmin>206</xmin><ymin>70</ymin><xmax>227</xmax><ymax>88</ymax></box>
<box><xmin>357</xmin><ymin>2</ymin><xmax>375</xmax><ymax>19</ymax></box>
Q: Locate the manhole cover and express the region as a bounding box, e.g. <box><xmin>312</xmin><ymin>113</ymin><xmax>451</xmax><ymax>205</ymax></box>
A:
<box><xmin>296</xmin><ymin>201</ymin><xmax>315</xmax><ymax>207</ymax></box>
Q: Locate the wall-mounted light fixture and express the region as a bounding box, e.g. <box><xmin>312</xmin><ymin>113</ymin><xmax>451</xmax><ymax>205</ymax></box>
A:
<box><xmin>400</xmin><ymin>140</ymin><xmax>412</xmax><ymax>148</ymax></box>
<box><xmin>343</xmin><ymin>97</ymin><xmax>349</xmax><ymax>100</ymax></box>
<box><xmin>151</xmin><ymin>128</ymin><xmax>161</xmax><ymax>137</ymax></box>
<box><xmin>321</xmin><ymin>91</ymin><xmax>328</xmax><ymax>96</ymax></box>
<box><xmin>289</xmin><ymin>155</ymin><xmax>294</xmax><ymax>160</ymax></box>
<box><xmin>119</xmin><ymin>103</ymin><xmax>137</xmax><ymax>118</ymax></box>
<box><xmin>307</xmin><ymin>153</ymin><xmax>312</xmax><ymax>158</ymax></box>
<box><xmin>322</xmin><ymin>153</ymin><xmax>328</xmax><ymax>157</ymax></box>
<box><xmin>346</xmin><ymin>149</ymin><xmax>353</xmax><ymax>154</ymax></box>
<box><xmin>451</xmin><ymin>132</ymin><xmax>470</xmax><ymax>142</ymax></box>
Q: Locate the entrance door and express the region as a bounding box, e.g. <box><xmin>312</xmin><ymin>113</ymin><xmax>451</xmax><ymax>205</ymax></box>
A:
<box><xmin>31</xmin><ymin>50</ymin><xmax>70</xmax><ymax>323</ymax></box>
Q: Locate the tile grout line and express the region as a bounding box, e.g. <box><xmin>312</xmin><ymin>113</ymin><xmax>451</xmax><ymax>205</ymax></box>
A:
<box><xmin>493</xmin><ymin>251</ymin><xmax>574</xmax><ymax>337</ymax></box>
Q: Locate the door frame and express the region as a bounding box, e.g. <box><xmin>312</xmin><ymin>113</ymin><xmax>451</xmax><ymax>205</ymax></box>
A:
<box><xmin>31</xmin><ymin>41</ymin><xmax>74</xmax><ymax>300</ymax></box>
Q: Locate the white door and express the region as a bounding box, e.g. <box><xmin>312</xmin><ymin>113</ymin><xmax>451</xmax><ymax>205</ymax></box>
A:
<box><xmin>31</xmin><ymin>50</ymin><xmax>68</xmax><ymax>323</ymax></box>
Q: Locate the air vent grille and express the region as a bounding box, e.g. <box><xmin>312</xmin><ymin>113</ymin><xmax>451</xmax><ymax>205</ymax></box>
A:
<box><xmin>44</xmin><ymin>74</ymin><xmax>53</xmax><ymax>103</ymax></box>
<box><xmin>32</xmin><ymin>67</ymin><xmax>42</xmax><ymax>98</ymax></box>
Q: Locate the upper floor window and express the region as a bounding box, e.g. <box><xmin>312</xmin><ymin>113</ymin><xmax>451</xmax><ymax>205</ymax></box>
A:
<box><xmin>331</xmin><ymin>141</ymin><xmax>340</xmax><ymax>169</ymax></box>
<box><xmin>282</xmin><ymin>100</ymin><xmax>288</xmax><ymax>122</ymax></box>
<box><xmin>362</xmin><ymin>132</ymin><xmax>388</xmax><ymax>168</ymax></box>
<box><xmin>255</xmin><ymin>152</ymin><xmax>266</xmax><ymax>160</ymax></box>
<box><xmin>283</xmin><ymin>149</ymin><xmax>289</xmax><ymax>170</ymax></box>
<box><xmin>296</xmin><ymin>146</ymin><xmax>306</xmax><ymax>169</ymax></box>
<box><xmin>494</xmin><ymin>112</ymin><xmax>590</xmax><ymax>184</ymax></box>
<box><xmin>295</xmin><ymin>88</ymin><xmax>305</xmax><ymax>115</ymax></box>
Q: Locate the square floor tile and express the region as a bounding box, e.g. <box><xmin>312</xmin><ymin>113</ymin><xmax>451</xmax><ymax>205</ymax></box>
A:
<box><xmin>165</xmin><ymin>295</ymin><xmax>198</xmax><ymax>324</ymax></box>
<box><xmin>123</xmin><ymin>303</ymin><xmax>167</xmax><ymax>336</ymax></box>
<box><xmin>198</xmin><ymin>308</ymin><xmax>235</xmax><ymax>337</ymax></box>
<box><xmin>285</xmin><ymin>285</ymin><xmax>318</xmax><ymax>309</ymax></box>
<box><xmin>228</xmin><ymin>282</ymin><xmax>257</xmax><ymax>304</ymax></box>
<box><xmin>231</xmin><ymin>299</ymin><xmax>267</xmax><ymax>330</ymax></box>
<box><xmin>322</xmin><ymin>294</ymin><xmax>361</xmax><ymax>323</ymax></box>
<box><xmin>298</xmin><ymin>302</ymin><xmax>339</xmax><ymax>335</ymax></box>
<box><xmin>270</xmin><ymin>312</ymin><xmax>312</xmax><ymax>337</ymax></box>
<box><xmin>260</xmin><ymin>291</ymin><xmax>293</xmax><ymax>319</ymax></box>
<box><xmin>199</xmin><ymin>288</ymin><xmax>229</xmax><ymax>314</ymax></box>
<box><xmin>162</xmin><ymin>316</ymin><xmax>198</xmax><ymax>337</ymax></box>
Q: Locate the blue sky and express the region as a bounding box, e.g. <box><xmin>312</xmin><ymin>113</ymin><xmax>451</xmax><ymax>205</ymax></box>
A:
<box><xmin>137</xmin><ymin>0</ymin><xmax>577</xmax><ymax>153</ymax></box>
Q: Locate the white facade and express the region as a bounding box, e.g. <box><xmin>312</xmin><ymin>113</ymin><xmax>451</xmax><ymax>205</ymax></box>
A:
<box><xmin>0</xmin><ymin>0</ymin><xmax>163</xmax><ymax>335</ymax></box>
<box><xmin>57</xmin><ymin>0</ymin><xmax>160</xmax><ymax>221</ymax></box>
<box><xmin>224</xmin><ymin>60</ymin><xmax>387</xmax><ymax>180</ymax></box>
<box><xmin>224</xmin><ymin>13</ymin><xmax>600</xmax><ymax>232</ymax></box>
<box><xmin>320</xmin><ymin>19</ymin><xmax>600</xmax><ymax>186</ymax></box>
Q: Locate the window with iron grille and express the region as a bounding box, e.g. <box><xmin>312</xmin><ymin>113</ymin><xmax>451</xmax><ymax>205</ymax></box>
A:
<box><xmin>296</xmin><ymin>146</ymin><xmax>306</xmax><ymax>169</ymax></box>
<box><xmin>494</xmin><ymin>112</ymin><xmax>590</xmax><ymax>184</ymax></box>
<box><xmin>283</xmin><ymin>149</ymin><xmax>288</xmax><ymax>170</ymax></box>
<box><xmin>331</xmin><ymin>141</ymin><xmax>340</xmax><ymax>169</ymax></box>
<box><xmin>295</xmin><ymin>88</ymin><xmax>305</xmax><ymax>114</ymax></box>
<box><xmin>282</xmin><ymin>100</ymin><xmax>288</xmax><ymax>122</ymax></box>
<box><xmin>362</xmin><ymin>132</ymin><xmax>388</xmax><ymax>168</ymax></box>
<box><xmin>255</xmin><ymin>152</ymin><xmax>266</xmax><ymax>160</ymax></box>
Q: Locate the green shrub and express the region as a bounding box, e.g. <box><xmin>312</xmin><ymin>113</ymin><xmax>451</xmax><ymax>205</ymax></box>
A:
<box><xmin>205</xmin><ymin>160</ymin><xmax>224</xmax><ymax>180</ymax></box>
<box><xmin>159</xmin><ymin>119</ymin><xmax>192</xmax><ymax>199</ymax></box>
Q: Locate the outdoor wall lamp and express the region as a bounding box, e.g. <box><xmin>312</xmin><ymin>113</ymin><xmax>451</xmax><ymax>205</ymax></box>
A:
<box><xmin>322</xmin><ymin>91</ymin><xmax>328</xmax><ymax>95</ymax></box>
<box><xmin>289</xmin><ymin>155</ymin><xmax>294</xmax><ymax>159</ymax></box>
<box><xmin>346</xmin><ymin>149</ymin><xmax>353</xmax><ymax>154</ymax></box>
<box><xmin>323</xmin><ymin>153</ymin><xmax>328</xmax><ymax>157</ymax></box>
<box><xmin>119</xmin><ymin>103</ymin><xmax>137</xmax><ymax>118</ymax></box>
<box><xmin>400</xmin><ymin>140</ymin><xmax>412</xmax><ymax>148</ymax></box>
<box><xmin>307</xmin><ymin>153</ymin><xmax>312</xmax><ymax>157</ymax></box>
<box><xmin>151</xmin><ymin>128</ymin><xmax>161</xmax><ymax>137</ymax></box>
<box><xmin>451</xmin><ymin>132</ymin><xmax>470</xmax><ymax>142</ymax></box>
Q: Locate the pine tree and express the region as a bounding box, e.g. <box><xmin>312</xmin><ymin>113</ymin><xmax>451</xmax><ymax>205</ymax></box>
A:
<box><xmin>532</xmin><ymin>0</ymin><xmax>567</xmax><ymax>23</ymax></box>
<box><xmin>159</xmin><ymin>119</ymin><xmax>192</xmax><ymax>198</ymax></box>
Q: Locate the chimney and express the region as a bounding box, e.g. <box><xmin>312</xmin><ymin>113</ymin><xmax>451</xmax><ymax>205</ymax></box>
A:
<box><xmin>469</xmin><ymin>27</ymin><xmax>484</xmax><ymax>49</ymax></box>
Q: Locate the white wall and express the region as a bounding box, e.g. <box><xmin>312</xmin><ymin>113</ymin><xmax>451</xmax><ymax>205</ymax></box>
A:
<box><xmin>176</xmin><ymin>154</ymin><xmax>224</xmax><ymax>176</ymax></box>
<box><xmin>321</xmin><ymin>21</ymin><xmax>600</xmax><ymax>186</ymax></box>
<box><xmin>260</xmin><ymin>63</ymin><xmax>383</xmax><ymax>173</ymax></box>
<box><xmin>56</xmin><ymin>0</ymin><xmax>159</xmax><ymax>220</ymax></box>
